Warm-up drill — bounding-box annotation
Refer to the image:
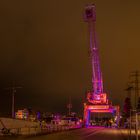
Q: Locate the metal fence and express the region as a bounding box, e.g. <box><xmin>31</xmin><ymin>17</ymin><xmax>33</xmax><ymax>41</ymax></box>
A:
<box><xmin>0</xmin><ymin>124</ymin><xmax>82</xmax><ymax>136</ymax></box>
<box><xmin>129</xmin><ymin>110</ymin><xmax>140</xmax><ymax>140</ymax></box>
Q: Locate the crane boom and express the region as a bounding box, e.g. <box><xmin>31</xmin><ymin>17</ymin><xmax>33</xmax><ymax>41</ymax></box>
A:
<box><xmin>84</xmin><ymin>4</ymin><xmax>106</xmax><ymax>104</ymax></box>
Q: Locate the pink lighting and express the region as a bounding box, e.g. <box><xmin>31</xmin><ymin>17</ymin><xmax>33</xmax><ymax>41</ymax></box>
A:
<box><xmin>91</xmin><ymin>109</ymin><xmax>112</xmax><ymax>113</ymax></box>
<box><xmin>83</xmin><ymin>4</ymin><xmax>120</xmax><ymax>127</ymax></box>
<box><xmin>87</xmin><ymin>105</ymin><xmax>109</xmax><ymax>110</ymax></box>
<box><xmin>87</xmin><ymin>92</ymin><xmax>107</xmax><ymax>104</ymax></box>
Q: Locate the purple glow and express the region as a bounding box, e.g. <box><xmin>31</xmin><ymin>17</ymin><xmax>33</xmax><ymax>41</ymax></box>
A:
<box><xmin>85</xmin><ymin>4</ymin><xmax>104</xmax><ymax>105</ymax></box>
<box><xmin>83</xmin><ymin>104</ymin><xmax>120</xmax><ymax>126</ymax></box>
<box><xmin>83</xmin><ymin>4</ymin><xmax>120</xmax><ymax>127</ymax></box>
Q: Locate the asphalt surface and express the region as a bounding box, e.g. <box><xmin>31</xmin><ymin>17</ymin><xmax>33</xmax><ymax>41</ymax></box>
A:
<box><xmin>0</xmin><ymin>127</ymin><xmax>132</xmax><ymax>140</ymax></box>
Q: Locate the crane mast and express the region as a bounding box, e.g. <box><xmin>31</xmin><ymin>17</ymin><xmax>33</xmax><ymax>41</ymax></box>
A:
<box><xmin>85</xmin><ymin>4</ymin><xmax>106</xmax><ymax>104</ymax></box>
<box><xmin>83</xmin><ymin>4</ymin><xmax>119</xmax><ymax>127</ymax></box>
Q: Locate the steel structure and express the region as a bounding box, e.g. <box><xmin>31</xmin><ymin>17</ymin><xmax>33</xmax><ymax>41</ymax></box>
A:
<box><xmin>84</xmin><ymin>4</ymin><xmax>106</xmax><ymax>105</ymax></box>
<box><xmin>83</xmin><ymin>4</ymin><xmax>119</xmax><ymax>127</ymax></box>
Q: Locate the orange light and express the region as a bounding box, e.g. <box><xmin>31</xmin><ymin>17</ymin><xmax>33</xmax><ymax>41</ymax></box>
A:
<box><xmin>91</xmin><ymin>109</ymin><xmax>112</xmax><ymax>113</ymax></box>
<box><xmin>87</xmin><ymin>105</ymin><xmax>109</xmax><ymax>110</ymax></box>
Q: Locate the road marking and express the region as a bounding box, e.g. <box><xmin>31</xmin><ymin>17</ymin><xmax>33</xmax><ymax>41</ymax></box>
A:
<box><xmin>83</xmin><ymin>127</ymin><xmax>105</xmax><ymax>138</ymax></box>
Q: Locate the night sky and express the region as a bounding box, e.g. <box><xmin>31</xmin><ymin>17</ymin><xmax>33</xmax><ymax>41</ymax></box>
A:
<box><xmin>0</xmin><ymin>0</ymin><xmax>140</xmax><ymax>116</ymax></box>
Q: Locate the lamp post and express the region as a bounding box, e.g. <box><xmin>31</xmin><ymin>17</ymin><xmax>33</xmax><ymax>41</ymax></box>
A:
<box><xmin>136</xmin><ymin>112</ymin><xmax>138</xmax><ymax>140</ymax></box>
<box><xmin>130</xmin><ymin>109</ymin><xmax>131</xmax><ymax>140</ymax></box>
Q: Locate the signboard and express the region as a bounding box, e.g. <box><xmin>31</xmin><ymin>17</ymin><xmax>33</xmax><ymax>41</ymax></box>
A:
<box><xmin>87</xmin><ymin>105</ymin><xmax>109</xmax><ymax>110</ymax></box>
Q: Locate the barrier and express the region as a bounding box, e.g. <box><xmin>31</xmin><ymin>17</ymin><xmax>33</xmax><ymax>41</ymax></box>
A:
<box><xmin>0</xmin><ymin>124</ymin><xmax>82</xmax><ymax>136</ymax></box>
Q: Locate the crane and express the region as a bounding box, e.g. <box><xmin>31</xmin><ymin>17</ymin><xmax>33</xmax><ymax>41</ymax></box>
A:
<box><xmin>84</xmin><ymin>4</ymin><xmax>107</xmax><ymax>104</ymax></box>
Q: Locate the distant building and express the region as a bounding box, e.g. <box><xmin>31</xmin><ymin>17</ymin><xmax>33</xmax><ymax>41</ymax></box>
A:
<box><xmin>15</xmin><ymin>108</ymin><xmax>37</xmax><ymax>121</ymax></box>
<box><xmin>15</xmin><ymin>109</ymin><xmax>29</xmax><ymax>120</ymax></box>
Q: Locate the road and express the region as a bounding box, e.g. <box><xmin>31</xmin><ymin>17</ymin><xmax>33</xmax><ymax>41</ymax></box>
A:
<box><xmin>43</xmin><ymin>127</ymin><xmax>129</xmax><ymax>140</ymax></box>
<box><xmin>0</xmin><ymin>127</ymin><xmax>131</xmax><ymax>140</ymax></box>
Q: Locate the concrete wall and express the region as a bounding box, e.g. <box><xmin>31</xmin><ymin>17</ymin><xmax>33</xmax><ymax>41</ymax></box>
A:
<box><xmin>0</xmin><ymin>118</ymin><xmax>82</xmax><ymax>135</ymax></box>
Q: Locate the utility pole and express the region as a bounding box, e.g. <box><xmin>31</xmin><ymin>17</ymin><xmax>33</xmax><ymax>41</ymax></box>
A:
<box><xmin>130</xmin><ymin>71</ymin><xmax>140</xmax><ymax>109</ymax></box>
<box><xmin>128</xmin><ymin>71</ymin><xmax>140</xmax><ymax>140</ymax></box>
<box><xmin>6</xmin><ymin>81</ymin><xmax>22</xmax><ymax>118</ymax></box>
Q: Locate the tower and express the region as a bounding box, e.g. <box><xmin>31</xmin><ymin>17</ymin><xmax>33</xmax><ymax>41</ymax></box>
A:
<box><xmin>83</xmin><ymin>4</ymin><xmax>119</xmax><ymax>127</ymax></box>
<box><xmin>84</xmin><ymin>4</ymin><xmax>107</xmax><ymax>104</ymax></box>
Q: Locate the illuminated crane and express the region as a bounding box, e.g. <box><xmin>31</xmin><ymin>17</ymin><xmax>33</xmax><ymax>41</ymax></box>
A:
<box><xmin>84</xmin><ymin>4</ymin><xmax>107</xmax><ymax>104</ymax></box>
<box><xmin>83</xmin><ymin>4</ymin><xmax>119</xmax><ymax>127</ymax></box>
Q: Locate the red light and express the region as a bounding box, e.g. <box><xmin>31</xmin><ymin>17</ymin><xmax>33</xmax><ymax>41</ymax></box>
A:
<box><xmin>87</xmin><ymin>105</ymin><xmax>109</xmax><ymax>110</ymax></box>
<box><xmin>91</xmin><ymin>109</ymin><xmax>112</xmax><ymax>113</ymax></box>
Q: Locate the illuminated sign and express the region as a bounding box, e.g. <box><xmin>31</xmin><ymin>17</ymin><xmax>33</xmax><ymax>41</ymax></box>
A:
<box><xmin>91</xmin><ymin>109</ymin><xmax>112</xmax><ymax>113</ymax></box>
<box><xmin>87</xmin><ymin>105</ymin><xmax>109</xmax><ymax>110</ymax></box>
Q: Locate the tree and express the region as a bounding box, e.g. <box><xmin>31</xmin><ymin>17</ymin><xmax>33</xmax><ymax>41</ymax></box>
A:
<box><xmin>137</xmin><ymin>97</ymin><xmax>140</xmax><ymax>112</ymax></box>
<box><xmin>123</xmin><ymin>97</ymin><xmax>132</xmax><ymax>118</ymax></box>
